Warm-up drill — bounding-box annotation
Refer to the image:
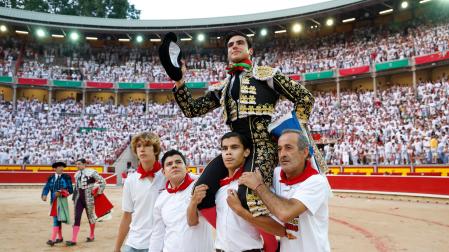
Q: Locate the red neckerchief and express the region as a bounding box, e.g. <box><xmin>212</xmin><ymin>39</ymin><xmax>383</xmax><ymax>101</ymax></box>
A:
<box><xmin>225</xmin><ymin>59</ymin><xmax>252</xmax><ymax>75</ymax></box>
<box><xmin>137</xmin><ymin>161</ymin><xmax>162</xmax><ymax>179</ymax></box>
<box><xmin>220</xmin><ymin>167</ymin><xmax>244</xmax><ymax>187</ymax></box>
<box><xmin>279</xmin><ymin>161</ymin><xmax>318</xmax><ymax>185</ymax></box>
<box><xmin>166</xmin><ymin>174</ymin><xmax>194</xmax><ymax>194</ymax></box>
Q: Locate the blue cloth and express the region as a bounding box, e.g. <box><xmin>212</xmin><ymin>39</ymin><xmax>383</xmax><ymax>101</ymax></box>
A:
<box><xmin>42</xmin><ymin>174</ymin><xmax>73</xmax><ymax>203</ymax></box>
<box><xmin>268</xmin><ymin>110</ymin><xmax>314</xmax><ymax>155</ymax></box>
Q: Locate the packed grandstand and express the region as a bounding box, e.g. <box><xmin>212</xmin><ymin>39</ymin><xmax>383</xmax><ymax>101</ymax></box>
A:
<box><xmin>0</xmin><ymin>0</ymin><xmax>448</xmax><ymax>168</ymax></box>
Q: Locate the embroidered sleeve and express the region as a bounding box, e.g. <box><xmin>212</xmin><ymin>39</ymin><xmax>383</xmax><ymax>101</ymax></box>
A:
<box><xmin>92</xmin><ymin>171</ymin><xmax>106</xmax><ymax>194</ymax></box>
<box><xmin>272</xmin><ymin>73</ymin><xmax>315</xmax><ymax>123</ymax></box>
<box><xmin>173</xmin><ymin>85</ymin><xmax>221</xmax><ymax>118</ymax></box>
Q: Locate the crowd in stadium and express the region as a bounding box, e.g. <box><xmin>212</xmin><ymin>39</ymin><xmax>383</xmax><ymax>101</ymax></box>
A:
<box><xmin>0</xmin><ymin>76</ymin><xmax>448</xmax><ymax>166</ymax></box>
<box><xmin>0</xmin><ymin>16</ymin><xmax>447</xmax><ymax>83</ymax></box>
<box><xmin>1</xmin><ymin>11</ymin><xmax>449</xmax><ymax>166</ymax></box>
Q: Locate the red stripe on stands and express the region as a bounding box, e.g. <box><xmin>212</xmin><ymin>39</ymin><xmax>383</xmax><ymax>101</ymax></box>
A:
<box><xmin>338</xmin><ymin>65</ymin><xmax>370</xmax><ymax>77</ymax></box>
<box><xmin>17</xmin><ymin>78</ymin><xmax>48</xmax><ymax>85</ymax></box>
<box><xmin>86</xmin><ymin>82</ymin><xmax>114</xmax><ymax>89</ymax></box>
<box><xmin>415</xmin><ymin>52</ymin><xmax>449</xmax><ymax>65</ymax></box>
<box><xmin>289</xmin><ymin>74</ymin><xmax>301</xmax><ymax>81</ymax></box>
<box><xmin>149</xmin><ymin>83</ymin><xmax>174</xmax><ymax>89</ymax></box>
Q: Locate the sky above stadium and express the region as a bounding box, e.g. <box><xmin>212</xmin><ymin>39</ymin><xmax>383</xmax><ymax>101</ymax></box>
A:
<box><xmin>130</xmin><ymin>0</ymin><xmax>331</xmax><ymax>20</ymax></box>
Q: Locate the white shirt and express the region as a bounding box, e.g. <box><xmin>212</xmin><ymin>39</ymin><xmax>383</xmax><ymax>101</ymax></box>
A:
<box><xmin>122</xmin><ymin>171</ymin><xmax>166</xmax><ymax>249</ymax></box>
<box><xmin>272</xmin><ymin>167</ymin><xmax>331</xmax><ymax>252</ymax></box>
<box><xmin>149</xmin><ymin>176</ymin><xmax>214</xmax><ymax>252</ymax></box>
<box><xmin>215</xmin><ymin>180</ymin><xmax>263</xmax><ymax>252</ymax></box>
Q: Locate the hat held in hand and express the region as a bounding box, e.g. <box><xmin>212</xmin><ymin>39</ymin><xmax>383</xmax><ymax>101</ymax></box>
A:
<box><xmin>159</xmin><ymin>32</ymin><xmax>184</xmax><ymax>81</ymax></box>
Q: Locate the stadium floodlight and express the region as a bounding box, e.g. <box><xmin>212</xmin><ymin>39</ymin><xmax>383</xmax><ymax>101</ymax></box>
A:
<box><xmin>0</xmin><ymin>25</ymin><xmax>7</xmax><ymax>32</ymax></box>
<box><xmin>16</xmin><ymin>30</ymin><xmax>29</xmax><ymax>35</ymax></box>
<box><xmin>36</xmin><ymin>28</ymin><xmax>46</xmax><ymax>38</ymax></box>
<box><xmin>150</xmin><ymin>38</ymin><xmax>161</xmax><ymax>42</ymax></box>
<box><xmin>119</xmin><ymin>38</ymin><xmax>130</xmax><ymax>42</ymax></box>
<box><xmin>379</xmin><ymin>9</ymin><xmax>393</xmax><ymax>15</ymax></box>
<box><xmin>342</xmin><ymin>18</ymin><xmax>356</xmax><ymax>23</ymax></box>
<box><xmin>419</xmin><ymin>0</ymin><xmax>431</xmax><ymax>3</ymax></box>
<box><xmin>51</xmin><ymin>34</ymin><xmax>64</xmax><ymax>38</ymax></box>
<box><xmin>292</xmin><ymin>23</ymin><xmax>302</xmax><ymax>33</ymax></box>
<box><xmin>326</xmin><ymin>18</ymin><xmax>334</xmax><ymax>27</ymax></box>
<box><xmin>180</xmin><ymin>37</ymin><xmax>192</xmax><ymax>41</ymax></box>
<box><xmin>401</xmin><ymin>1</ymin><xmax>409</xmax><ymax>9</ymax></box>
<box><xmin>86</xmin><ymin>36</ymin><xmax>97</xmax><ymax>40</ymax></box>
<box><xmin>197</xmin><ymin>33</ymin><xmax>205</xmax><ymax>42</ymax></box>
<box><xmin>69</xmin><ymin>32</ymin><xmax>79</xmax><ymax>41</ymax></box>
<box><xmin>274</xmin><ymin>29</ymin><xmax>287</xmax><ymax>34</ymax></box>
<box><xmin>217</xmin><ymin>36</ymin><xmax>221</xmax><ymax>39</ymax></box>
<box><xmin>260</xmin><ymin>29</ymin><xmax>268</xmax><ymax>36</ymax></box>
<box><xmin>136</xmin><ymin>35</ymin><xmax>144</xmax><ymax>43</ymax></box>
<box><xmin>246</xmin><ymin>33</ymin><xmax>255</xmax><ymax>37</ymax></box>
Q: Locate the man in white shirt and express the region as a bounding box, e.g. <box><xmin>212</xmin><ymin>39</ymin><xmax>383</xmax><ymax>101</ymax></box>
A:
<box><xmin>187</xmin><ymin>132</ymin><xmax>285</xmax><ymax>252</ymax></box>
<box><xmin>114</xmin><ymin>132</ymin><xmax>166</xmax><ymax>252</ymax></box>
<box><xmin>237</xmin><ymin>129</ymin><xmax>331</xmax><ymax>252</ymax></box>
<box><xmin>149</xmin><ymin>149</ymin><xmax>213</xmax><ymax>252</ymax></box>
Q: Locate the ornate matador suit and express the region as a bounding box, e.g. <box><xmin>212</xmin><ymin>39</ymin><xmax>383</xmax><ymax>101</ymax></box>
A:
<box><xmin>174</xmin><ymin>66</ymin><xmax>314</xmax><ymax>216</ymax></box>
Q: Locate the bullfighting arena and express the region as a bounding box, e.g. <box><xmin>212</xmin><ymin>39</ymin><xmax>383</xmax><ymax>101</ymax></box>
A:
<box><xmin>1</xmin><ymin>186</ymin><xmax>448</xmax><ymax>252</ymax></box>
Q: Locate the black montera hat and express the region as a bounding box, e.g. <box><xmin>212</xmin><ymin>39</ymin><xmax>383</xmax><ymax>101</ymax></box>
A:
<box><xmin>52</xmin><ymin>161</ymin><xmax>67</xmax><ymax>168</ymax></box>
<box><xmin>158</xmin><ymin>32</ymin><xmax>184</xmax><ymax>82</ymax></box>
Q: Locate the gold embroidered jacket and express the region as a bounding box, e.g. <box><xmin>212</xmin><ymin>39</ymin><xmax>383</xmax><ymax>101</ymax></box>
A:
<box><xmin>173</xmin><ymin>66</ymin><xmax>314</xmax><ymax>124</ymax></box>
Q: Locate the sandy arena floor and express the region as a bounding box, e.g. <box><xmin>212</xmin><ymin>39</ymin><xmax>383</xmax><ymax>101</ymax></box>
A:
<box><xmin>0</xmin><ymin>187</ymin><xmax>448</xmax><ymax>252</ymax></box>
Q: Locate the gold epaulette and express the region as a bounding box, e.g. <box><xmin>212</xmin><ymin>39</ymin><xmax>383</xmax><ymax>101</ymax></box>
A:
<box><xmin>252</xmin><ymin>66</ymin><xmax>277</xmax><ymax>81</ymax></box>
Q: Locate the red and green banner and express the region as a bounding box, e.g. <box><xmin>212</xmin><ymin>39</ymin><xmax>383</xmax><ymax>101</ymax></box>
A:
<box><xmin>415</xmin><ymin>52</ymin><xmax>449</xmax><ymax>65</ymax></box>
<box><xmin>339</xmin><ymin>65</ymin><xmax>370</xmax><ymax>77</ymax></box>
<box><xmin>0</xmin><ymin>76</ymin><xmax>13</xmax><ymax>83</ymax></box>
<box><xmin>375</xmin><ymin>59</ymin><xmax>409</xmax><ymax>72</ymax></box>
<box><xmin>186</xmin><ymin>82</ymin><xmax>207</xmax><ymax>89</ymax></box>
<box><xmin>53</xmin><ymin>80</ymin><xmax>82</xmax><ymax>88</ymax></box>
<box><xmin>18</xmin><ymin>78</ymin><xmax>48</xmax><ymax>85</ymax></box>
<box><xmin>304</xmin><ymin>70</ymin><xmax>334</xmax><ymax>81</ymax></box>
<box><xmin>118</xmin><ymin>82</ymin><xmax>145</xmax><ymax>89</ymax></box>
<box><xmin>149</xmin><ymin>82</ymin><xmax>174</xmax><ymax>89</ymax></box>
<box><xmin>86</xmin><ymin>81</ymin><xmax>113</xmax><ymax>89</ymax></box>
<box><xmin>289</xmin><ymin>74</ymin><xmax>301</xmax><ymax>81</ymax></box>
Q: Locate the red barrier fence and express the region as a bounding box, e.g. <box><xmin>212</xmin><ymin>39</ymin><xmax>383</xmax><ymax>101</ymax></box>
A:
<box><xmin>0</xmin><ymin>171</ymin><xmax>117</xmax><ymax>184</ymax></box>
<box><xmin>327</xmin><ymin>175</ymin><xmax>449</xmax><ymax>196</ymax></box>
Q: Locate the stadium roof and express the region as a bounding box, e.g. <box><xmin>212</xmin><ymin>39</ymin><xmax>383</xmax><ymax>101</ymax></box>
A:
<box><xmin>0</xmin><ymin>0</ymin><xmax>382</xmax><ymax>32</ymax></box>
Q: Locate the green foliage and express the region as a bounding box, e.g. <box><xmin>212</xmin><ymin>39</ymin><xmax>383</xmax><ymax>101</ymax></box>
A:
<box><xmin>3</xmin><ymin>0</ymin><xmax>140</xmax><ymax>19</ymax></box>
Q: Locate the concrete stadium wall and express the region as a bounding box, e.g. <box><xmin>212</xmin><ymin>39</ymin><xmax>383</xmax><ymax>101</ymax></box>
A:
<box><xmin>352</xmin><ymin>78</ymin><xmax>372</xmax><ymax>91</ymax></box>
<box><xmin>0</xmin><ymin>85</ymin><xmax>13</xmax><ymax>101</ymax></box>
<box><xmin>86</xmin><ymin>91</ymin><xmax>115</xmax><ymax>104</ymax></box>
<box><xmin>152</xmin><ymin>92</ymin><xmax>173</xmax><ymax>103</ymax></box>
<box><xmin>17</xmin><ymin>88</ymin><xmax>48</xmax><ymax>102</ymax></box>
<box><xmin>119</xmin><ymin>92</ymin><xmax>146</xmax><ymax>105</ymax></box>
<box><xmin>54</xmin><ymin>90</ymin><xmax>79</xmax><ymax>101</ymax></box>
<box><xmin>432</xmin><ymin>66</ymin><xmax>449</xmax><ymax>81</ymax></box>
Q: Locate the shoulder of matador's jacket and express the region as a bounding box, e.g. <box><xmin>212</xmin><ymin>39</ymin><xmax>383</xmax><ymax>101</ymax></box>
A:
<box><xmin>208</xmin><ymin>76</ymin><xmax>231</xmax><ymax>92</ymax></box>
<box><xmin>252</xmin><ymin>66</ymin><xmax>280</xmax><ymax>81</ymax></box>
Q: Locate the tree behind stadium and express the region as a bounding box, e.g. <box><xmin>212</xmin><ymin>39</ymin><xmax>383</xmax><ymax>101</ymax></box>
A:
<box><xmin>0</xmin><ymin>0</ymin><xmax>141</xmax><ymax>19</ymax></box>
